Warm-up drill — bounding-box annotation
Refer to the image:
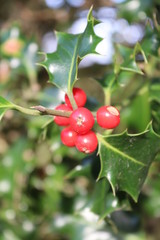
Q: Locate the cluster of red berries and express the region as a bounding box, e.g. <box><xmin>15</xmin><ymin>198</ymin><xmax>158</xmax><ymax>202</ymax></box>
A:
<box><xmin>54</xmin><ymin>87</ymin><xmax>120</xmax><ymax>154</ymax></box>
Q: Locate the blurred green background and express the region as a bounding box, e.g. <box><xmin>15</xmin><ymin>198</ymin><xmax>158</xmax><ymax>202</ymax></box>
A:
<box><xmin>0</xmin><ymin>0</ymin><xmax>160</xmax><ymax>239</ymax></box>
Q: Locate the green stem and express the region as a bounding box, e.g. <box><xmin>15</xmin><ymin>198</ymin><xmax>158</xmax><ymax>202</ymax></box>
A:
<box><xmin>13</xmin><ymin>105</ymin><xmax>41</xmax><ymax>116</ymax></box>
<box><xmin>104</xmin><ymin>88</ymin><xmax>111</xmax><ymax>106</ymax></box>
<box><xmin>104</xmin><ymin>74</ymin><xmax>118</xmax><ymax>106</ymax></box>
<box><xmin>31</xmin><ymin>105</ymin><xmax>72</xmax><ymax>117</ymax></box>
<box><xmin>11</xmin><ymin>105</ymin><xmax>72</xmax><ymax>117</ymax></box>
<box><xmin>68</xmin><ymin>91</ymin><xmax>78</xmax><ymax>110</ymax></box>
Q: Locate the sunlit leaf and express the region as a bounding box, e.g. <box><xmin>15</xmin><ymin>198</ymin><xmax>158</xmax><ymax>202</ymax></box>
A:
<box><xmin>39</xmin><ymin>7</ymin><xmax>102</xmax><ymax>93</ymax></box>
<box><xmin>98</xmin><ymin>123</ymin><xmax>160</xmax><ymax>201</ymax></box>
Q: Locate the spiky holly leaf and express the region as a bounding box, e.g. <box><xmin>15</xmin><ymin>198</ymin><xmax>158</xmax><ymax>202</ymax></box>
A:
<box><xmin>97</xmin><ymin>124</ymin><xmax>160</xmax><ymax>202</ymax></box>
<box><xmin>115</xmin><ymin>42</ymin><xmax>147</xmax><ymax>75</ymax></box>
<box><xmin>39</xmin><ymin>7</ymin><xmax>102</xmax><ymax>93</ymax></box>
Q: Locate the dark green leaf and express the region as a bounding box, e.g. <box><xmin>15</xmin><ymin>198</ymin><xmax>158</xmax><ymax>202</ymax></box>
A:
<box><xmin>97</xmin><ymin>124</ymin><xmax>160</xmax><ymax>201</ymax></box>
<box><xmin>91</xmin><ymin>179</ymin><xmax>130</xmax><ymax>220</ymax></box>
<box><xmin>39</xmin><ymin>8</ymin><xmax>102</xmax><ymax>93</ymax></box>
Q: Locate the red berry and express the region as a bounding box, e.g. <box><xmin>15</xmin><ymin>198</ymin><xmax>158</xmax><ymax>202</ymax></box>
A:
<box><xmin>96</xmin><ymin>105</ymin><xmax>120</xmax><ymax>129</ymax></box>
<box><xmin>65</xmin><ymin>87</ymin><xmax>87</xmax><ymax>108</ymax></box>
<box><xmin>54</xmin><ymin>104</ymin><xmax>72</xmax><ymax>126</ymax></box>
<box><xmin>61</xmin><ymin>126</ymin><xmax>77</xmax><ymax>147</ymax></box>
<box><xmin>75</xmin><ymin>131</ymin><xmax>98</xmax><ymax>153</ymax></box>
<box><xmin>70</xmin><ymin>107</ymin><xmax>94</xmax><ymax>134</ymax></box>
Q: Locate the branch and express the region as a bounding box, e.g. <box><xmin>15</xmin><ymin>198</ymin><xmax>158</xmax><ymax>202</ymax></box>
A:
<box><xmin>31</xmin><ymin>105</ymin><xmax>72</xmax><ymax>117</ymax></box>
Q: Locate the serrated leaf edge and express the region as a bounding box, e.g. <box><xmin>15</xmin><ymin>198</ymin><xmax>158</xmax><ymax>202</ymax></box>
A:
<box><xmin>97</xmin><ymin>122</ymin><xmax>160</xmax><ymax>201</ymax></box>
<box><xmin>97</xmin><ymin>134</ymin><xmax>146</xmax><ymax>167</ymax></box>
<box><xmin>37</xmin><ymin>7</ymin><xmax>103</xmax><ymax>93</ymax></box>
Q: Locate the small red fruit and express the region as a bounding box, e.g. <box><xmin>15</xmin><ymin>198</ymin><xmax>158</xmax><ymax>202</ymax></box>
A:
<box><xmin>65</xmin><ymin>87</ymin><xmax>87</xmax><ymax>108</ymax></box>
<box><xmin>54</xmin><ymin>104</ymin><xmax>72</xmax><ymax>126</ymax></box>
<box><xmin>75</xmin><ymin>131</ymin><xmax>98</xmax><ymax>153</ymax></box>
<box><xmin>70</xmin><ymin>107</ymin><xmax>94</xmax><ymax>134</ymax></box>
<box><xmin>61</xmin><ymin>126</ymin><xmax>77</xmax><ymax>147</ymax></box>
<box><xmin>96</xmin><ymin>105</ymin><xmax>120</xmax><ymax>129</ymax></box>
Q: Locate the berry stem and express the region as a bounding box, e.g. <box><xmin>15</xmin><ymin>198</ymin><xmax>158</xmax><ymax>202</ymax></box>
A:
<box><xmin>92</xmin><ymin>111</ymin><xmax>97</xmax><ymax>119</ymax></box>
<box><xmin>104</xmin><ymin>87</ymin><xmax>111</xmax><ymax>105</ymax></box>
<box><xmin>31</xmin><ymin>105</ymin><xmax>72</xmax><ymax>117</ymax></box>
<box><xmin>104</xmin><ymin>74</ymin><xmax>118</xmax><ymax>105</ymax></box>
<box><xmin>67</xmin><ymin>91</ymin><xmax>78</xmax><ymax>110</ymax></box>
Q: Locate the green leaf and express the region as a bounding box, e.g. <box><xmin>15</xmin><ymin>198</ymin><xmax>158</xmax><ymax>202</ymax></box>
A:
<box><xmin>128</xmin><ymin>85</ymin><xmax>151</xmax><ymax>132</ymax></box>
<box><xmin>0</xmin><ymin>96</ymin><xmax>40</xmax><ymax>121</ymax></box>
<box><xmin>133</xmin><ymin>42</ymin><xmax>148</xmax><ymax>64</ymax></box>
<box><xmin>120</xmin><ymin>60</ymin><xmax>143</xmax><ymax>75</ymax></box>
<box><xmin>0</xmin><ymin>96</ymin><xmax>14</xmax><ymax>120</ymax></box>
<box><xmin>115</xmin><ymin>43</ymin><xmax>147</xmax><ymax>75</ymax></box>
<box><xmin>65</xmin><ymin>164</ymin><xmax>91</xmax><ymax>179</ymax></box>
<box><xmin>97</xmin><ymin>124</ymin><xmax>160</xmax><ymax>202</ymax></box>
<box><xmin>39</xmin><ymin>7</ymin><xmax>102</xmax><ymax>93</ymax></box>
<box><xmin>151</xmin><ymin>101</ymin><xmax>160</xmax><ymax>134</ymax></box>
<box><xmin>90</xmin><ymin>179</ymin><xmax>130</xmax><ymax>220</ymax></box>
<box><xmin>149</xmin><ymin>81</ymin><xmax>160</xmax><ymax>103</ymax></box>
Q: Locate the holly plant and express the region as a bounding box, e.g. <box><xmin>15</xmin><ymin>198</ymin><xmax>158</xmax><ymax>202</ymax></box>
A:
<box><xmin>0</xmin><ymin>7</ymin><xmax>160</xmax><ymax>223</ymax></box>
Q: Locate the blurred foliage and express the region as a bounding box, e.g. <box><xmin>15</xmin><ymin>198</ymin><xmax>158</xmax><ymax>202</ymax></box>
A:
<box><xmin>0</xmin><ymin>0</ymin><xmax>160</xmax><ymax>240</ymax></box>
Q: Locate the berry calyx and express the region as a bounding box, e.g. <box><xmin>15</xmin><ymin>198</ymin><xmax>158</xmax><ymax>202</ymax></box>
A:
<box><xmin>75</xmin><ymin>131</ymin><xmax>98</xmax><ymax>153</ymax></box>
<box><xmin>70</xmin><ymin>107</ymin><xmax>94</xmax><ymax>134</ymax></box>
<box><xmin>60</xmin><ymin>126</ymin><xmax>77</xmax><ymax>147</ymax></box>
<box><xmin>96</xmin><ymin>105</ymin><xmax>120</xmax><ymax>129</ymax></box>
<box><xmin>65</xmin><ymin>87</ymin><xmax>87</xmax><ymax>108</ymax></box>
<box><xmin>54</xmin><ymin>104</ymin><xmax>72</xmax><ymax>126</ymax></box>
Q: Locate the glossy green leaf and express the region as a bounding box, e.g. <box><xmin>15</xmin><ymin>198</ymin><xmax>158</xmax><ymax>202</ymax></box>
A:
<box><xmin>98</xmin><ymin>124</ymin><xmax>160</xmax><ymax>202</ymax></box>
<box><xmin>90</xmin><ymin>179</ymin><xmax>130</xmax><ymax>220</ymax></box>
<box><xmin>39</xmin><ymin>7</ymin><xmax>102</xmax><ymax>93</ymax></box>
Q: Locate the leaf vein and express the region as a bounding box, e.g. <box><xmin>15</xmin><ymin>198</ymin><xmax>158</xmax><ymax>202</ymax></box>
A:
<box><xmin>98</xmin><ymin>136</ymin><xmax>146</xmax><ymax>166</ymax></box>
